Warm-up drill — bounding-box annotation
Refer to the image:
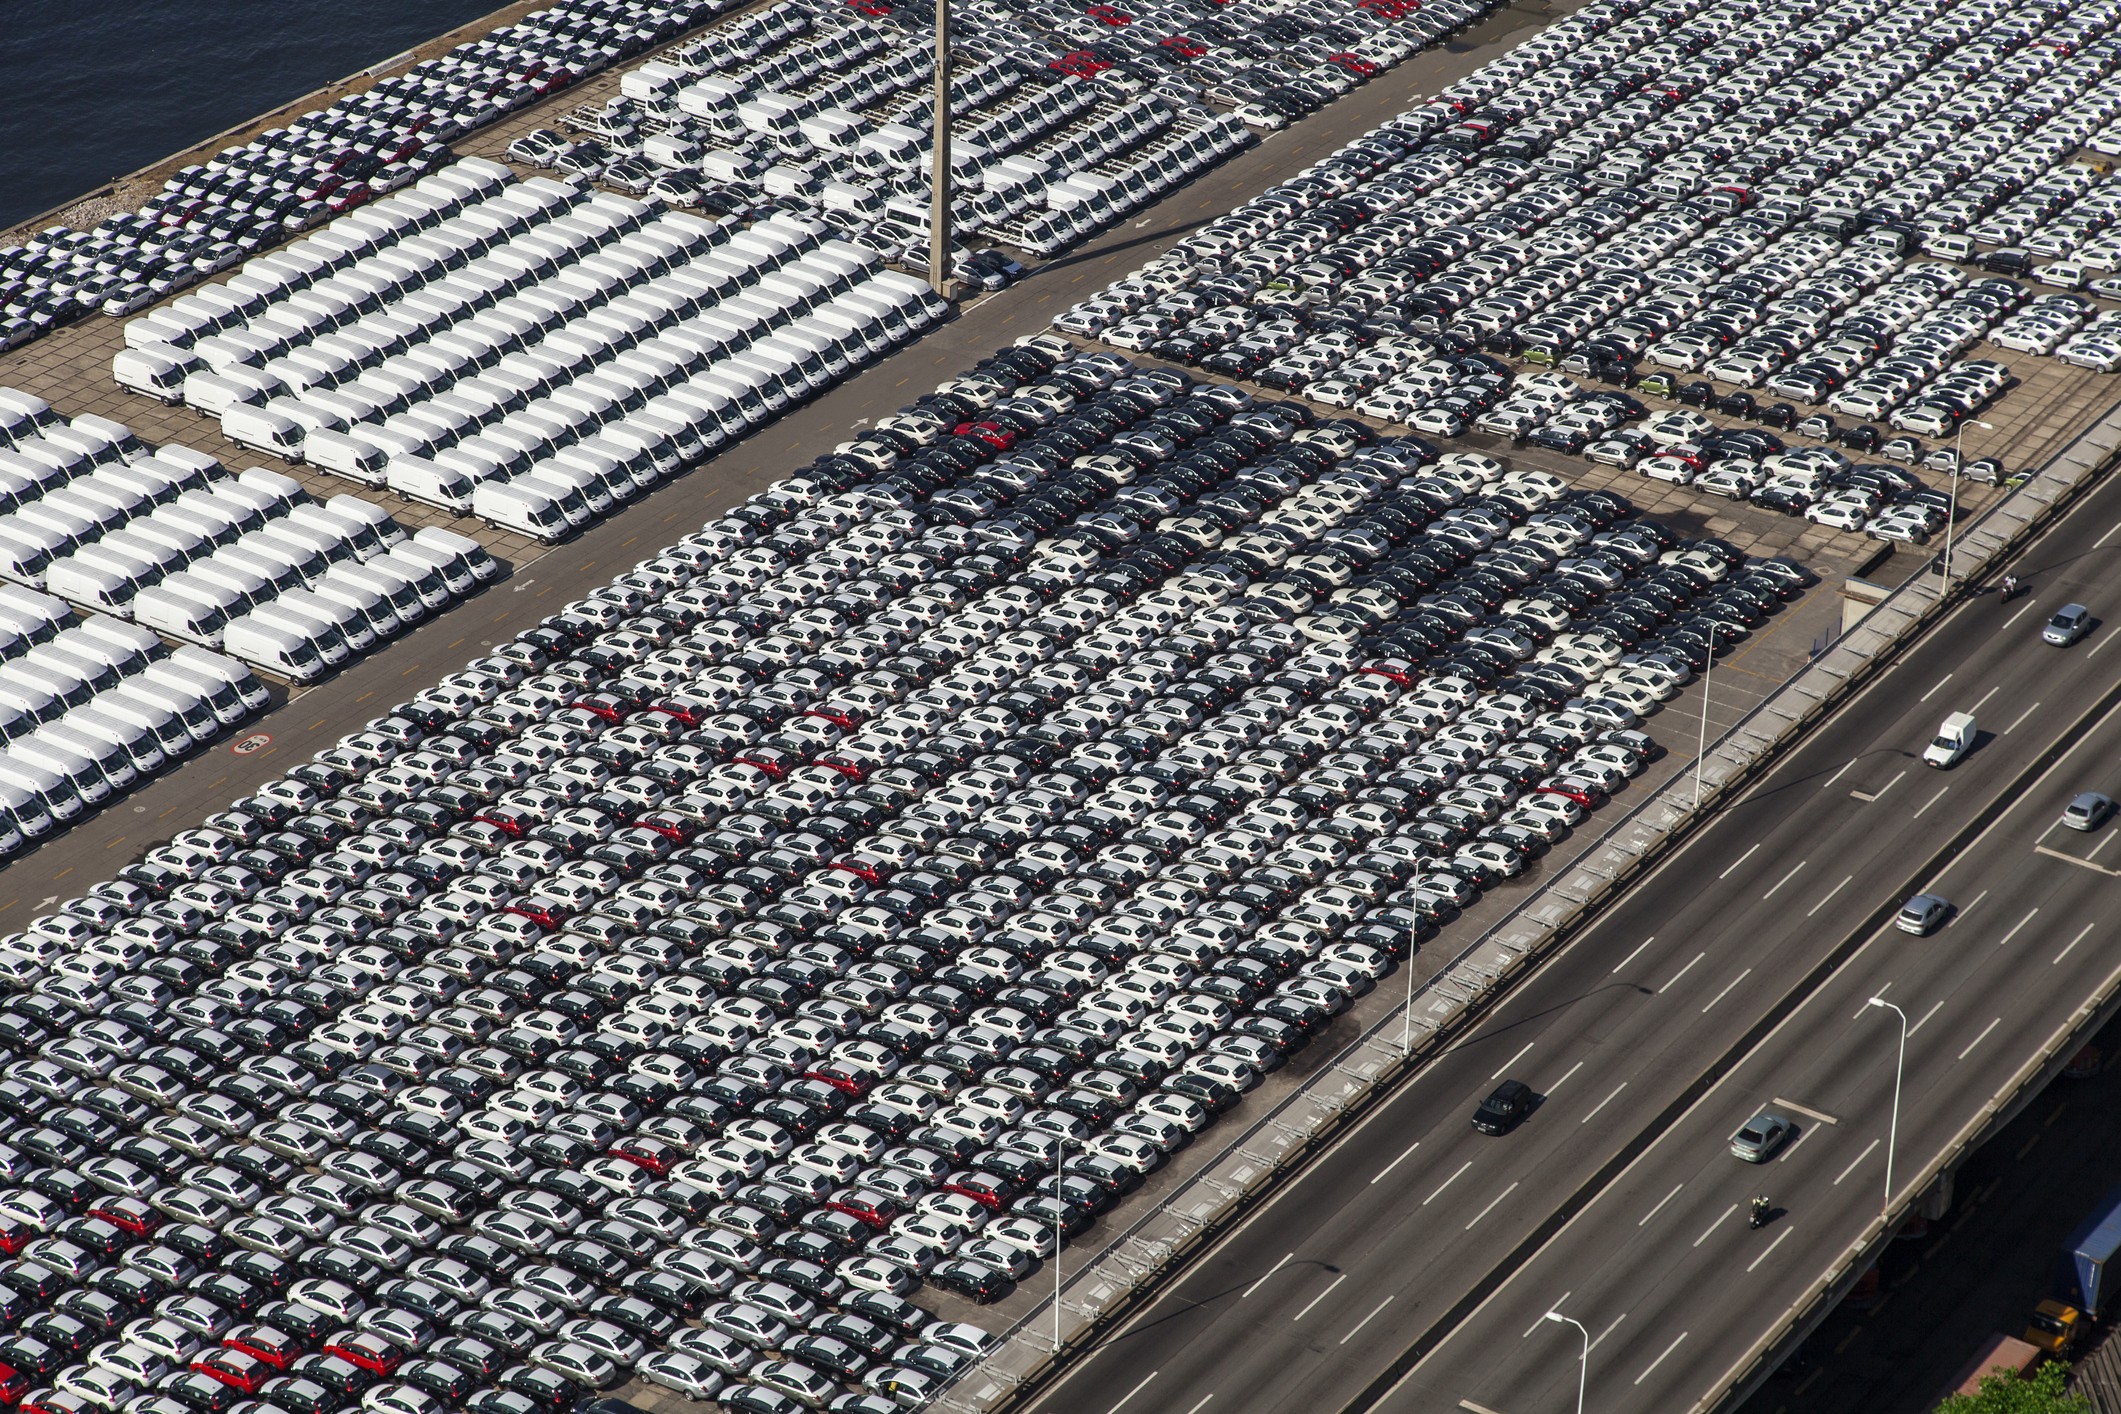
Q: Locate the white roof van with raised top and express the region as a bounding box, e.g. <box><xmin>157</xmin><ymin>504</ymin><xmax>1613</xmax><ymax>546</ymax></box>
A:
<box><xmin>98</xmin><ymin>686</ymin><xmax>196</xmax><ymax>760</ymax></box>
<box><xmin>0</xmin><ymin>755</ymin><xmax>71</xmax><ymax>831</ymax></box>
<box><xmin>70</xmin><ymin>705</ymin><xmax>163</xmax><ymax>776</ymax></box>
<box><xmin>473</xmin><ymin>481</ymin><xmax>571</xmax><ymax>542</ymax></box>
<box><xmin>164</xmin><ymin>645</ymin><xmax>268</xmax><ymax>714</ymax></box>
<box><xmin>411</xmin><ymin>525</ymin><xmax>499</xmax><ymax>584</ymax></box>
<box><xmin>386</xmin><ymin>455</ymin><xmax>474</xmax><ymax>514</ymax></box>
<box><xmin>310</xmin><ymin>572</ymin><xmax>400</xmax><ymax>641</ymax></box>
<box><xmin>276</xmin><ymin>587</ymin><xmax>373</xmax><ymax>654</ymax></box>
<box><xmin>14</xmin><ymin>727</ymin><xmax>120</xmax><ymax>803</ymax></box>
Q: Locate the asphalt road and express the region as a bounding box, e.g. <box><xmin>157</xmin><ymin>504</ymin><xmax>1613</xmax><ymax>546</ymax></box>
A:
<box><xmin>0</xmin><ymin>0</ymin><xmax>1567</xmax><ymax>931</ymax></box>
<box><xmin>1399</xmin><ymin>683</ymin><xmax>2121</xmax><ymax>1414</ymax></box>
<box><xmin>1020</xmin><ymin>466</ymin><xmax>2121</xmax><ymax>1414</ymax></box>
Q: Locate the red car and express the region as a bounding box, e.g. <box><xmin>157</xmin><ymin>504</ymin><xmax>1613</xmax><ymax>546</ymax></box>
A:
<box><xmin>940</xmin><ymin>1172</ymin><xmax>1017</xmax><ymax>1211</ymax></box>
<box><xmin>814</xmin><ymin>755</ymin><xmax>868</xmax><ymax>782</ymax></box>
<box><xmin>323</xmin><ymin>1333</ymin><xmax>403</xmax><ymax>1377</ymax></box>
<box><xmin>0</xmin><ymin>1219</ymin><xmax>32</xmax><ymax>1256</ymax></box>
<box><xmin>801</xmin><ymin>706</ymin><xmax>867</xmax><ymax>730</ymax></box>
<box><xmin>954</xmin><ymin>421</ymin><xmax>1018</xmax><ymax>451</ymax></box>
<box><xmin>88</xmin><ymin>1196</ymin><xmax>160</xmax><ymax>1237</ymax></box>
<box><xmin>1158</xmin><ymin>34</ymin><xmax>1207</xmax><ymax>56</ymax></box>
<box><xmin>606</xmin><ymin>1136</ymin><xmax>683</xmax><ymax>1176</ymax></box>
<box><xmin>1329</xmin><ymin>51</ymin><xmax>1380</xmax><ymax>76</ymax></box>
<box><xmin>828</xmin><ymin>858</ymin><xmax>890</xmax><ymax>887</ymax></box>
<box><xmin>192</xmin><ymin>1350</ymin><xmax>274</xmax><ymax>1395</ymax></box>
<box><xmin>1359</xmin><ymin>659</ymin><xmax>1418</xmax><ymax>685</ymax></box>
<box><xmin>502</xmin><ymin>902</ymin><xmax>568</xmax><ymax>931</ymax></box>
<box><xmin>825</xmin><ymin>1191</ymin><xmax>903</xmax><ymax>1230</ymax></box>
<box><xmin>800</xmin><ymin>1064</ymin><xmax>874</xmax><ymax>1099</ymax></box>
<box><xmin>642</xmin><ymin>701</ymin><xmax>706</xmax><ymax>726</ymax></box>
<box><xmin>1537</xmin><ymin>781</ymin><xmax>1607</xmax><ymax>809</ymax></box>
<box><xmin>474</xmin><ymin>812</ymin><xmax>527</xmax><ymax>838</ymax></box>
<box><xmin>1085</xmin><ymin>3</ymin><xmax>1133</xmax><ymax>22</ymax></box>
<box><xmin>224</xmin><ymin>1325</ymin><xmax>304</xmax><ymax>1370</ymax></box>
<box><xmin>629</xmin><ymin>814</ymin><xmax>695</xmax><ymax>842</ymax></box>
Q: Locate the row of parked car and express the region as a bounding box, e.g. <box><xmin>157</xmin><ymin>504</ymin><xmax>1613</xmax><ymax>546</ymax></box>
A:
<box><xmin>1057</xmin><ymin>0</ymin><xmax>2121</xmax><ymax>500</ymax></box>
<box><xmin>0</xmin><ymin>334</ymin><xmax>1784</xmax><ymax>1414</ymax></box>
<box><xmin>115</xmin><ymin>158</ymin><xmax>946</xmax><ymax>543</ymax></box>
<box><xmin>0</xmin><ymin>0</ymin><xmax>739</xmax><ymax>356</ymax></box>
<box><xmin>0</xmin><ymin>389</ymin><xmax>500</xmax><ymax>687</ymax></box>
<box><xmin>497</xmin><ymin>0</ymin><xmax>1485</xmax><ymax>269</ymax></box>
<box><xmin>0</xmin><ymin>575</ymin><xmax>269</xmax><ymax>856</ymax></box>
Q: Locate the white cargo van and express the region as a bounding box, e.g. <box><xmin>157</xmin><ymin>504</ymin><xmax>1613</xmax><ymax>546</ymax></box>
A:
<box><xmin>412</xmin><ymin>526</ymin><xmax>499</xmax><ymax>584</ymax></box>
<box><xmin>165</xmin><ymin>646</ymin><xmax>269</xmax><ymax>715</ymax></box>
<box><xmin>14</xmin><ymin>728</ymin><xmax>120</xmax><ymax>803</ymax></box>
<box><xmin>0</xmin><ymin>756</ymin><xmax>71</xmax><ymax>831</ymax></box>
<box><xmin>473</xmin><ymin>481</ymin><xmax>571</xmax><ymax>541</ymax></box>
<box><xmin>220</xmin><ymin>608</ymin><xmax>334</xmax><ymax>683</ymax></box>
<box><xmin>70</xmin><ymin>705</ymin><xmax>164</xmax><ymax>776</ymax></box>
<box><xmin>386</xmin><ymin>455</ymin><xmax>475</xmax><ymax>514</ymax></box>
<box><xmin>311</xmin><ymin>571</ymin><xmax>402</xmax><ymax>640</ymax></box>
<box><xmin>133</xmin><ymin>577</ymin><xmax>240</xmax><ymax>647</ymax></box>
<box><xmin>116</xmin><ymin>678</ymin><xmax>220</xmax><ymax>747</ymax></box>
<box><xmin>95</xmin><ymin>687</ymin><xmax>195</xmax><ymax>760</ymax></box>
<box><xmin>276</xmin><ymin>587</ymin><xmax>374</xmax><ymax>654</ymax></box>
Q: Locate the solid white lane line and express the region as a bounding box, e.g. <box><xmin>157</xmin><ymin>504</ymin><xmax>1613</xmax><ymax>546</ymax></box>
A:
<box><xmin>1491</xmin><ymin>1040</ymin><xmax>1535</xmax><ymax>1080</ymax></box>
<box><xmin>2056</xmin><ymin>922</ymin><xmax>2097</xmax><ymax>965</ymax></box>
<box><xmin>1719</xmin><ymin>842</ymin><xmax>1760</xmax><ymax>879</ymax></box>
<box><xmin>1638</xmin><ymin>1183</ymin><xmax>1684</xmax><ymax>1228</ymax></box>
<box><xmin>1292</xmin><ymin>1272</ymin><xmax>1348</xmax><ymax>1322</ymax></box>
<box><xmin>1658</xmin><ymin>952</ymin><xmax>1705</xmax><ymax>993</ymax></box>
<box><xmin>1834</xmin><ymin>1139</ymin><xmax>1880</xmax><ymax>1186</ymax></box>
<box><xmin>1592</xmin><ymin>1314</ymin><xmax>1626</xmax><ymax>1352</ymax></box>
<box><xmin>2089</xmin><ymin>630</ymin><xmax>2116</xmax><ymax>660</ymax></box>
<box><xmin>1583</xmin><ymin>1082</ymin><xmax>1626</xmax><ymax>1123</ymax></box>
<box><xmin>1693</xmin><ymin>1205</ymin><xmax>1735</xmax><ymax>1247</ymax></box>
<box><xmin>1912</xmin><ymin>785</ymin><xmax>1948</xmax><ymax>819</ymax></box>
<box><xmin>1611</xmin><ymin>935</ymin><xmax>1656</xmax><ymax>973</ymax></box>
<box><xmin>1919</xmin><ymin>671</ymin><xmax>1953</xmax><ymax>702</ymax></box>
<box><xmin>1777</xmin><ymin>1127</ymin><xmax>1817</xmax><ymax>1163</ymax></box>
<box><xmin>1371</xmin><ymin>1139</ymin><xmax>1421</xmax><ymax>1185</ymax></box>
<box><xmin>1240</xmin><ymin>1253</ymin><xmax>1292</xmax><ymax>1299</ymax></box>
<box><xmin>1806</xmin><ymin>874</ymin><xmax>1853</xmax><ymax>917</ymax></box>
<box><xmin>1822</xmin><ymin>759</ymin><xmax>1856</xmax><ymax>790</ymax></box>
<box><xmin>2097</xmin><ymin>514</ymin><xmax>2121</xmax><ymax>548</ymax></box>
<box><xmin>2091</xmin><ymin>830</ymin><xmax>2119</xmax><ymax>861</ymax></box>
<box><xmin>2003</xmin><ymin>601</ymin><xmax>2039</xmax><ymax>631</ymax></box>
<box><xmin>1182</xmin><ymin>1396</ymin><xmax>1213</xmax><ymax>1414</ymax></box>
<box><xmin>1464</xmin><ymin>1182</ymin><xmax>1518</xmax><ymax>1231</ymax></box>
<box><xmin>1523</xmin><ymin>1294</ymin><xmax>1571</xmax><ymax>1340</ymax></box>
<box><xmin>1341</xmin><ymin>1296</ymin><xmax>1393</xmax><ymax>1345</ymax></box>
<box><xmin>1746</xmin><ymin>1227</ymin><xmax>1793</xmax><ymax>1272</ymax></box>
<box><xmin>1635</xmin><ymin>1333</ymin><xmax>1688</xmax><ymax>1386</ymax></box>
<box><xmin>1763</xmin><ymin>860</ymin><xmax>1807</xmax><ymax>899</ymax></box>
<box><xmin>2003</xmin><ymin>700</ymin><xmax>2042</xmax><ymax>735</ymax></box>
<box><xmin>1546</xmin><ymin>1060</ymin><xmax>1584</xmax><ymax>1095</ymax></box>
<box><xmin>1953</xmin><ymin>889</ymin><xmax>1990</xmax><ymax>924</ymax></box>
<box><xmin>1996</xmin><ymin>907</ymin><xmax>2039</xmax><ymax>949</ymax></box>
<box><xmin>1424</xmin><ymin>1162</ymin><xmax>1472</xmax><ymax>1206</ymax></box>
<box><xmin>1960</xmin><ymin>1017</ymin><xmax>2001</xmax><ymax>1060</ymax></box>
<box><xmin>1971</xmin><ymin>683</ymin><xmax>2003</xmax><ymax>712</ymax></box>
<box><xmin>1107</xmin><ymin>1372</ymin><xmax>1158</xmax><ymax>1414</ymax></box>
<box><xmin>1701</xmin><ymin>968</ymin><xmax>1752</xmax><ymax>1013</ymax></box>
<box><xmin>1910</xmin><ymin>999</ymin><xmax>1944</xmax><ymax>1037</ymax></box>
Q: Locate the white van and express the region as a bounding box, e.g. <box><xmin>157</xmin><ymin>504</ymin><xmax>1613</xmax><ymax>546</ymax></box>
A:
<box><xmin>114</xmin><ymin>347</ymin><xmax>204</xmax><ymax>403</ymax></box>
<box><xmin>1924</xmin><ymin>711</ymin><xmax>1976</xmax><ymax>768</ymax></box>
<box><xmin>375</xmin><ymin>547</ymin><xmax>459</xmax><ymax>606</ymax></box>
<box><xmin>411</xmin><ymin>526</ymin><xmax>499</xmax><ymax>584</ymax></box>
<box><xmin>69</xmin><ymin>705</ymin><xmax>164</xmax><ymax>776</ymax></box>
<box><xmin>473</xmin><ymin>481</ymin><xmax>572</xmax><ymax>541</ymax></box>
<box><xmin>45</xmin><ymin>548</ymin><xmax>151</xmax><ymax>617</ymax></box>
<box><xmin>386</xmin><ymin>455</ymin><xmax>475</xmax><ymax>514</ymax></box>
<box><xmin>94</xmin><ymin>688</ymin><xmax>195</xmax><ymax>761</ymax></box>
<box><xmin>165</xmin><ymin>645</ymin><xmax>269</xmax><ymax>715</ymax></box>
<box><xmin>133</xmin><ymin>577</ymin><xmax>241</xmax><ymax>647</ymax></box>
<box><xmin>0</xmin><ymin>756</ymin><xmax>71</xmax><ymax>831</ymax></box>
<box><xmin>332</xmin><ymin>559</ymin><xmax>432</xmax><ymax>625</ymax></box>
<box><xmin>310</xmin><ymin>571</ymin><xmax>402</xmax><ymax>640</ymax></box>
<box><xmin>115</xmin><ymin>678</ymin><xmax>220</xmax><ymax>747</ymax></box>
<box><xmin>221</xmin><ymin>610</ymin><xmax>329</xmax><ymax>684</ymax></box>
<box><xmin>276</xmin><ymin>586</ymin><xmax>375</xmax><ymax>654</ymax></box>
<box><xmin>14</xmin><ymin>727</ymin><xmax>121</xmax><ymax>803</ymax></box>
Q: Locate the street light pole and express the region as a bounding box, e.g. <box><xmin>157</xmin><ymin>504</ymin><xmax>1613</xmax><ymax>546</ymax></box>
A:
<box><xmin>1545</xmin><ymin>1311</ymin><xmax>1590</xmax><ymax>1414</ymax></box>
<box><xmin>1867</xmin><ymin>997</ymin><xmax>1909</xmax><ymax>1220</ymax></box>
<box><xmin>1692</xmin><ymin>622</ymin><xmax>1721</xmax><ymax>809</ymax></box>
<box><xmin>1944</xmin><ymin>419</ymin><xmax>1995</xmax><ymax>581</ymax></box>
<box><xmin>1053</xmin><ymin>1136</ymin><xmax>1068</xmax><ymax>1356</ymax></box>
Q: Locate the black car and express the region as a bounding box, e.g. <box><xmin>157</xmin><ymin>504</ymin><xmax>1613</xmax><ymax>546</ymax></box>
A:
<box><xmin>1473</xmin><ymin>1079</ymin><xmax>1534</xmax><ymax>1135</ymax></box>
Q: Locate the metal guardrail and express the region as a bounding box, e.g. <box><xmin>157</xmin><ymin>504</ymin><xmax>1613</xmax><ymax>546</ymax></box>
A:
<box><xmin>934</xmin><ymin>397</ymin><xmax>2121</xmax><ymax>1414</ymax></box>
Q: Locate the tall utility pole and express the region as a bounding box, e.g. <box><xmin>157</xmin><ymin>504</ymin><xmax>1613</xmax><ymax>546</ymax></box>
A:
<box><xmin>928</xmin><ymin>0</ymin><xmax>952</xmax><ymax>296</ymax></box>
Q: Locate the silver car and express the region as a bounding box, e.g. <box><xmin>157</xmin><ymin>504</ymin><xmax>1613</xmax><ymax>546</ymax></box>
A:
<box><xmin>1895</xmin><ymin>893</ymin><xmax>1950</xmax><ymax>935</ymax></box>
<box><xmin>2043</xmin><ymin>603</ymin><xmax>2092</xmax><ymax>645</ymax></box>
<box><xmin>2063</xmin><ymin>792</ymin><xmax>2115</xmax><ymax>831</ymax></box>
<box><xmin>1729</xmin><ymin>1109</ymin><xmax>1795</xmax><ymax>1163</ymax></box>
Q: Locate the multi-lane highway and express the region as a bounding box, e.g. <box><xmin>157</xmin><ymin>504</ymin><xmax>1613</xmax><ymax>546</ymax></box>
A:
<box><xmin>1025</xmin><ymin>456</ymin><xmax>2121</xmax><ymax>1414</ymax></box>
<box><xmin>1401</xmin><ymin>687</ymin><xmax>2121</xmax><ymax>1414</ymax></box>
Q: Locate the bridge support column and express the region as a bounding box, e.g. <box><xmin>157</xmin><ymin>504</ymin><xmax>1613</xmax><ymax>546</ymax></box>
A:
<box><xmin>1917</xmin><ymin>1171</ymin><xmax>1955</xmax><ymax>1221</ymax></box>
